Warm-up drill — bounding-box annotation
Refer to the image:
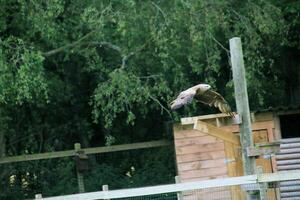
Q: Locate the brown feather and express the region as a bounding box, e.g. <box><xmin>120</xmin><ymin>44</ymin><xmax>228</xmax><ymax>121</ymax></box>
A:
<box><xmin>195</xmin><ymin>89</ymin><xmax>234</xmax><ymax>116</ymax></box>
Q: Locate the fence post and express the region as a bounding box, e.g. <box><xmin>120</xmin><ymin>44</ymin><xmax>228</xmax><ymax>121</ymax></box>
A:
<box><xmin>74</xmin><ymin>143</ymin><xmax>85</xmax><ymax>193</ymax></box>
<box><xmin>175</xmin><ymin>176</ymin><xmax>183</xmax><ymax>200</ymax></box>
<box><xmin>229</xmin><ymin>37</ymin><xmax>259</xmax><ymax>200</ymax></box>
<box><xmin>102</xmin><ymin>184</ymin><xmax>110</xmax><ymax>200</ymax></box>
<box><xmin>35</xmin><ymin>194</ymin><xmax>42</xmax><ymax>199</ymax></box>
<box><xmin>257</xmin><ymin>167</ymin><xmax>267</xmax><ymax>200</ymax></box>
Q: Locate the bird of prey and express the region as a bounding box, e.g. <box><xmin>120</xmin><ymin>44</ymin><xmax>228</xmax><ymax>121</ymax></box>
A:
<box><xmin>170</xmin><ymin>83</ymin><xmax>234</xmax><ymax>116</ymax></box>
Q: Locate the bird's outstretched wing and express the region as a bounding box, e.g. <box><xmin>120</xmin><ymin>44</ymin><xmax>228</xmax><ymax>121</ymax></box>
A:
<box><xmin>170</xmin><ymin>91</ymin><xmax>196</xmax><ymax>110</ymax></box>
<box><xmin>195</xmin><ymin>89</ymin><xmax>233</xmax><ymax>116</ymax></box>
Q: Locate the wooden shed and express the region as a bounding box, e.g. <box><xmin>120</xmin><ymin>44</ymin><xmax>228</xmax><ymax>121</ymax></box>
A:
<box><xmin>173</xmin><ymin>107</ymin><xmax>300</xmax><ymax>199</ymax></box>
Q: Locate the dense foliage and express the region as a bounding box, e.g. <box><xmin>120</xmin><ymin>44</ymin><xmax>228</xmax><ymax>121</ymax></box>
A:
<box><xmin>0</xmin><ymin>0</ymin><xmax>299</xmax><ymax>199</ymax></box>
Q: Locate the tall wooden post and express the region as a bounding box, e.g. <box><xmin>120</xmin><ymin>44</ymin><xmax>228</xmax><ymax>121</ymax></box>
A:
<box><xmin>74</xmin><ymin>143</ymin><xmax>85</xmax><ymax>193</ymax></box>
<box><xmin>230</xmin><ymin>37</ymin><xmax>259</xmax><ymax>199</ymax></box>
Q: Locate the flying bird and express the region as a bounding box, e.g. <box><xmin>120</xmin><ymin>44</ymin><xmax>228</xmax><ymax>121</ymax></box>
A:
<box><xmin>170</xmin><ymin>84</ymin><xmax>234</xmax><ymax>116</ymax></box>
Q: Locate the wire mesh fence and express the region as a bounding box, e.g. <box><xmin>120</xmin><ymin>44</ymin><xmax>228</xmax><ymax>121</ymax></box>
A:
<box><xmin>99</xmin><ymin>185</ymin><xmax>262</xmax><ymax>200</ymax></box>
<box><xmin>35</xmin><ymin>171</ymin><xmax>300</xmax><ymax>200</ymax></box>
<box><xmin>0</xmin><ymin>146</ymin><xmax>175</xmax><ymax>200</ymax></box>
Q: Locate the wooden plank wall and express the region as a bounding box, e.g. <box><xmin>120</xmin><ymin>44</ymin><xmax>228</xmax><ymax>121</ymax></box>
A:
<box><xmin>174</xmin><ymin>128</ymin><xmax>228</xmax><ymax>182</ymax></box>
<box><xmin>174</xmin><ymin>126</ymin><xmax>241</xmax><ymax>199</ymax></box>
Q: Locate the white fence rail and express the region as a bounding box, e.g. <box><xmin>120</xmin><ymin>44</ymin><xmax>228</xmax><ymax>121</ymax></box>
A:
<box><xmin>35</xmin><ymin>171</ymin><xmax>300</xmax><ymax>200</ymax></box>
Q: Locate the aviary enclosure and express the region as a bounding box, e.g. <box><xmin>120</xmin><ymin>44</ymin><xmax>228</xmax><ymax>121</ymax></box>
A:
<box><xmin>173</xmin><ymin>107</ymin><xmax>300</xmax><ymax>199</ymax></box>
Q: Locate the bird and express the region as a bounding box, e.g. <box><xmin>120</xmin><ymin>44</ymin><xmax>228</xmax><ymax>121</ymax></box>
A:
<box><xmin>170</xmin><ymin>83</ymin><xmax>234</xmax><ymax>116</ymax></box>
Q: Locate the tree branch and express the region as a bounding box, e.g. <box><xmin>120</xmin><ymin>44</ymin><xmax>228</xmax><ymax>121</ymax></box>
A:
<box><xmin>42</xmin><ymin>30</ymin><xmax>96</xmax><ymax>57</ymax></box>
<box><xmin>43</xmin><ymin>33</ymin><xmax>150</xmax><ymax>70</ymax></box>
<box><xmin>42</xmin><ymin>4</ymin><xmax>113</xmax><ymax>57</ymax></box>
<box><xmin>120</xmin><ymin>38</ymin><xmax>151</xmax><ymax>69</ymax></box>
<box><xmin>83</xmin><ymin>41</ymin><xmax>122</xmax><ymax>53</ymax></box>
<box><xmin>207</xmin><ymin>31</ymin><xmax>229</xmax><ymax>53</ymax></box>
<box><xmin>149</xmin><ymin>94</ymin><xmax>172</xmax><ymax>118</ymax></box>
<box><xmin>151</xmin><ymin>2</ymin><xmax>167</xmax><ymax>23</ymax></box>
<box><xmin>138</xmin><ymin>74</ymin><xmax>162</xmax><ymax>79</ymax></box>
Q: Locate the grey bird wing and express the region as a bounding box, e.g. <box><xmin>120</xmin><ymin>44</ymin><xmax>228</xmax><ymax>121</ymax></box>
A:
<box><xmin>170</xmin><ymin>91</ymin><xmax>196</xmax><ymax>110</ymax></box>
<box><xmin>195</xmin><ymin>89</ymin><xmax>234</xmax><ymax>116</ymax></box>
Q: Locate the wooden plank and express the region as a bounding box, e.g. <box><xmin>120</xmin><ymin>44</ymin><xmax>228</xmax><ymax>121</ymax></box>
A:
<box><xmin>180</xmin><ymin>167</ymin><xmax>228</xmax><ymax>179</ymax></box>
<box><xmin>224</xmin><ymin>141</ymin><xmax>243</xmax><ymax>200</ymax></box>
<box><xmin>254</xmin><ymin>112</ymin><xmax>274</xmax><ymax>122</ymax></box>
<box><xmin>253</xmin><ymin>130</ymin><xmax>268</xmax><ymax>143</ymax></box>
<box><xmin>273</xmin><ymin>114</ymin><xmax>282</xmax><ymax>140</ymax></box>
<box><xmin>176</xmin><ymin>142</ymin><xmax>224</xmax><ymax>155</ymax></box>
<box><xmin>181</xmin><ymin>175</ymin><xmax>228</xmax><ymax>182</ymax></box>
<box><xmin>178</xmin><ymin>158</ymin><xmax>226</xmax><ymax>171</ymax></box>
<box><xmin>175</xmin><ymin>135</ymin><xmax>222</xmax><ymax>147</ymax></box>
<box><xmin>259</xmin><ymin>171</ymin><xmax>300</xmax><ymax>183</ymax></box>
<box><xmin>0</xmin><ymin>140</ymin><xmax>171</xmax><ymax>164</ymax></box>
<box><xmin>222</xmin><ymin>121</ymin><xmax>275</xmax><ymax>133</ymax></box>
<box><xmin>173</xmin><ymin>123</ymin><xmax>194</xmax><ymax>131</ymax></box>
<box><xmin>184</xmin><ymin>189</ymin><xmax>232</xmax><ymax>200</ymax></box>
<box><xmin>174</xmin><ymin>130</ymin><xmax>207</xmax><ymax>139</ymax></box>
<box><xmin>247</xmin><ymin>146</ymin><xmax>279</xmax><ymax>157</ymax></box>
<box><xmin>0</xmin><ymin>150</ymin><xmax>75</xmax><ymax>164</ymax></box>
<box><xmin>224</xmin><ymin>142</ymin><xmax>237</xmax><ymax>176</ymax></box>
<box><xmin>181</xmin><ymin>113</ymin><xmax>235</xmax><ymax>125</ymax></box>
<box><xmin>193</xmin><ymin>120</ymin><xmax>240</xmax><ymax>145</ymax></box>
<box><xmin>176</xmin><ymin>151</ymin><xmax>226</xmax><ymax>163</ymax></box>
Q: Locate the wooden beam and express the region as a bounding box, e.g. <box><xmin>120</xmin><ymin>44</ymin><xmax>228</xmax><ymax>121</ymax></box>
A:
<box><xmin>247</xmin><ymin>146</ymin><xmax>280</xmax><ymax>157</ymax></box>
<box><xmin>230</xmin><ymin>37</ymin><xmax>259</xmax><ymax>199</ymax></box>
<box><xmin>0</xmin><ymin>140</ymin><xmax>171</xmax><ymax>164</ymax></box>
<box><xmin>221</xmin><ymin>121</ymin><xmax>274</xmax><ymax>133</ymax></box>
<box><xmin>259</xmin><ymin>171</ymin><xmax>300</xmax><ymax>183</ymax></box>
<box><xmin>193</xmin><ymin>120</ymin><xmax>240</xmax><ymax>145</ymax></box>
<box><xmin>181</xmin><ymin>113</ymin><xmax>239</xmax><ymax>125</ymax></box>
<box><xmin>230</xmin><ymin>37</ymin><xmax>256</xmax><ymax>175</ymax></box>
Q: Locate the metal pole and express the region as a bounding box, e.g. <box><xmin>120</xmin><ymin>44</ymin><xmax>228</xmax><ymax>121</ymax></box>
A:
<box><xmin>229</xmin><ymin>37</ymin><xmax>259</xmax><ymax>199</ymax></box>
<box><xmin>74</xmin><ymin>143</ymin><xmax>85</xmax><ymax>193</ymax></box>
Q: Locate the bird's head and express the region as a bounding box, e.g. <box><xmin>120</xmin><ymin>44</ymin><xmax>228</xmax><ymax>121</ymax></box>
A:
<box><xmin>198</xmin><ymin>84</ymin><xmax>211</xmax><ymax>92</ymax></box>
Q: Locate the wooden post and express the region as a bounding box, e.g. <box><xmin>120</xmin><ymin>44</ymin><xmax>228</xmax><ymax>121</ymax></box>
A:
<box><xmin>230</xmin><ymin>37</ymin><xmax>259</xmax><ymax>199</ymax></box>
<box><xmin>74</xmin><ymin>143</ymin><xmax>85</xmax><ymax>193</ymax></box>
<box><xmin>175</xmin><ymin>176</ymin><xmax>183</xmax><ymax>200</ymax></box>
<box><xmin>35</xmin><ymin>194</ymin><xmax>42</xmax><ymax>199</ymax></box>
<box><xmin>102</xmin><ymin>185</ymin><xmax>110</xmax><ymax>200</ymax></box>
<box><xmin>257</xmin><ymin>167</ymin><xmax>267</xmax><ymax>200</ymax></box>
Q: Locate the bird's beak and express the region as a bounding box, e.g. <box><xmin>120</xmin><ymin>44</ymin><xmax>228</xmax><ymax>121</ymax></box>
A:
<box><xmin>170</xmin><ymin>100</ymin><xmax>181</xmax><ymax>110</ymax></box>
